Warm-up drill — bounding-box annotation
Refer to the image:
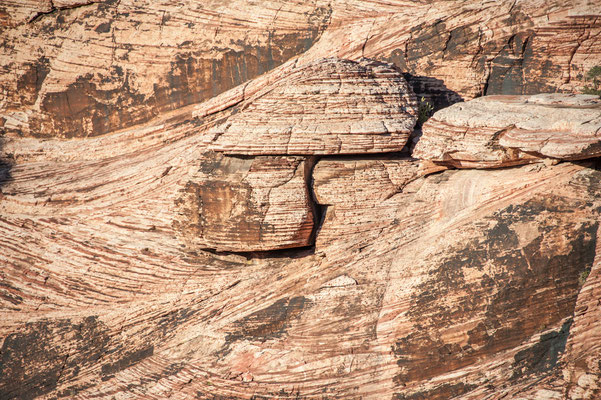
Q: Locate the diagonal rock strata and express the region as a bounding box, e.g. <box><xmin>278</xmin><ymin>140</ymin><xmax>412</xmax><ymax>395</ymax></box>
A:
<box><xmin>2</xmin><ymin>1</ymin><xmax>601</xmax><ymax>398</ymax></box>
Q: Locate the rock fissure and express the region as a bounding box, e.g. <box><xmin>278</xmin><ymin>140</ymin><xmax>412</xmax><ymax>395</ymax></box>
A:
<box><xmin>28</xmin><ymin>1</ymin><xmax>102</xmax><ymax>24</ymax></box>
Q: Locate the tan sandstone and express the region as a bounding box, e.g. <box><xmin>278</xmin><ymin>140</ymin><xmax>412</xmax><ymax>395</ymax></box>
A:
<box><xmin>413</xmin><ymin>94</ymin><xmax>601</xmax><ymax>168</ymax></box>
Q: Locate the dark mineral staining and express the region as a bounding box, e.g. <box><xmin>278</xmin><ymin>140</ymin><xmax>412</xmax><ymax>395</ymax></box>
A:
<box><xmin>101</xmin><ymin>345</ymin><xmax>154</xmax><ymax>376</ymax></box>
<box><xmin>392</xmin><ymin>194</ymin><xmax>598</xmax><ymax>389</ymax></box>
<box><xmin>94</xmin><ymin>21</ymin><xmax>112</xmax><ymax>33</ymax></box>
<box><xmin>229</xmin><ymin>296</ymin><xmax>309</xmax><ymax>340</ymax></box>
<box><xmin>21</xmin><ymin>5</ymin><xmax>331</xmax><ymax>138</ymax></box>
<box><xmin>0</xmin><ymin>317</ymin><xmax>110</xmax><ymax>400</ymax></box>
<box><xmin>511</xmin><ymin>320</ymin><xmax>572</xmax><ymax>380</ymax></box>
<box><xmin>219</xmin><ymin>296</ymin><xmax>311</xmax><ymax>357</ymax></box>
<box><xmin>393</xmin><ymin>382</ymin><xmax>477</xmax><ymax>400</ymax></box>
<box><xmin>15</xmin><ymin>57</ymin><xmax>50</xmax><ymax>107</ymax></box>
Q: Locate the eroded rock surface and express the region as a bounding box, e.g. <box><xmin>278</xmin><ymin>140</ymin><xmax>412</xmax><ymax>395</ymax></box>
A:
<box><xmin>2</xmin><ymin>1</ymin><xmax>601</xmax><ymax>399</ymax></box>
<box><xmin>4</xmin><ymin>0</ymin><xmax>600</xmax><ymax>138</ymax></box>
<box><xmin>174</xmin><ymin>153</ymin><xmax>315</xmax><ymax>252</ymax></box>
<box><xmin>414</xmin><ymin>94</ymin><xmax>601</xmax><ymax>168</ymax></box>
<box><xmin>209</xmin><ymin>58</ymin><xmax>418</xmax><ymax>155</ymax></box>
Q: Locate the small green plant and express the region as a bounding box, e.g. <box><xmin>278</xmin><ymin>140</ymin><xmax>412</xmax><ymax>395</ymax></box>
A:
<box><xmin>582</xmin><ymin>65</ymin><xmax>601</xmax><ymax>97</ymax></box>
<box><xmin>418</xmin><ymin>96</ymin><xmax>434</xmax><ymax>126</ymax></box>
<box><xmin>579</xmin><ymin>268</ymin><xmax>591</xmax><ymax>287</ymax></box>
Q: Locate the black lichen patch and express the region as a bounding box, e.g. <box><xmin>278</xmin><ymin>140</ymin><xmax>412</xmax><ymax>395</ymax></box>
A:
<box><xmin>0</xmin><ymin>316</ymin><xmax>110</xmax><ymax>400</ymax></box>
<box><xmin>393</xmin><ymin>382</ymin><xmax>477</xmax><ymax>400</ymax></box>
<box><xmin>219</xmin><ymin>296</ymin><xmax>311</xmax><ymax>357</ymax></box>
<box><xmin>511</xmin><ymin>320</ymin><xmax>572</xmax><ymax>380</ymax></box>
<box><xmin>229</xmin><ymin>296</ymin><xmax>309</xmax><ymax>340</ymax></box>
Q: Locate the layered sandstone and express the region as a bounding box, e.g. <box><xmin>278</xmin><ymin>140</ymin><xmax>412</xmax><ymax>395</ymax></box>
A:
<box><xmin>413</xmin><ymin>94</ymin><xmax>601</xmax><ymax>168</ymax></box>
<box><xmin>209</xmin><ymin>58</ymin><xmax>418</xmax><ymax>155</ymax></box>
<box><xmin>2</xmin><ymin>0</ymin><xmax>601</xmax><ymax>399</ymax></box>
<box><xmin>4</xmin><ymin>134</ymin><xmax>600</xmax><ymax>398</ymax></box>
<box><xmin>174</xmin><ymin>153</ymin><xmax>315</xmax><ymax>252</ymax></box>
<box><xmin>2</xmin><ymin>0</ymin><xmax>600</xmax><ymax>138</ymax></box>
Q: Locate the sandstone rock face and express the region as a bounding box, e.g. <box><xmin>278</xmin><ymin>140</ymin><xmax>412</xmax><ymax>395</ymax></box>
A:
<box><xmin>209</xmin><ymin>58</ymin><xmax>418</xmax><ymax>155</ymax></box>
<box><xmin>563</xmin><ymin>225</ymin><xmax>601</xmax><ymax>399</ymax></box>
<box><xmin>0</xmin><ymin>0</ymin><xmax>332</xmax><ymax>137</ymax></box>
<box><xmin>4</xmin><ymin>117</ymin><xmax>601</xmax><ymax>399</ymax></box>
<box><xmin>414</xmin><ymin>94</ymin><xmax>601</xmax><ymax>168</ymax></box>
<box><xmin>3</xmin><ymin>0</ymin><xmax>600</xmax><ymax>138</ymax></box>
<box><xmin>2</xmin><ymin>0</ymin><xmax>601</xmax><ymax>399</ymax></box>
<box><xmin>174</xmin><ymin>153</ymin><xmax>315</xmax><ymax>252</ymax></box>
<box><xmin>312</xmin><ymin>157</ymin><xmax>446</xmax><ymax>247</ymax></box>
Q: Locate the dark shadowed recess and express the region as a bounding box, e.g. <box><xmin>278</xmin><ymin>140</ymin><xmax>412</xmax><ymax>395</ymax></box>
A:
<box><xmin>404</xmin><ymin>73</ymin><xmax>464</xmax><ymax>112</ymax></box>
<box><xmin>0</xmin><ymin>136</ymin><xmax>12</xmax><ymax>191</ymax></box>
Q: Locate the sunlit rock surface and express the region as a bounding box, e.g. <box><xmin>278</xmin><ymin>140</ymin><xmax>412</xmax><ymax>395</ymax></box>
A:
<box><xmin>1</xmin><ymin>0</ymin><xmax>601</xmax><ymax>399</ymax></box>
<box><xmin>414</xmin><ymin>94</ymin><xmax>601</xmax><ymax>168</ymax></box>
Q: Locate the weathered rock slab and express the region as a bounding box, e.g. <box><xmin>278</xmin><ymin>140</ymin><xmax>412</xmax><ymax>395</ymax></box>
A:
<box><xmin>174</xmin><ymin>152</ymin><xmax>315</xmax><ymax>252</ymax></box>
<box><xmin>413</xmin><ymin>94</ymin><xmax>601</xmax><ymax>168</ymax></box>
<box><xmin>209</xmin><ymin>58</ymin><xmax>418</xmax><ymax>155</ymax></box>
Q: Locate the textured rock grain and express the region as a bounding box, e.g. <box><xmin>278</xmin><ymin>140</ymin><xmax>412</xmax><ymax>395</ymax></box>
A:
<box><xmin>2</xmin><ymin>0</ymin><xmax>601</xmax><ymax>398</ymax></box>
<box><xmin>174</xmin><ymin>152</ymin><xmax>315</xmax><ymax>252</ymax></box>
<box><xmin>2</xmin><ymin>112</ymin><xmax>601</xmax><ymax>397</ymax></box>
<box><xmin>4</xmin><ymin>0</ymin><xmax>600</xmax><ymax>138</ymax></box>
<box><xmin>414</xmin><ymin>94</ymin><xmax>601</xmax><ymax>168</ymax></box>
<box><xmin>209</xmin><ymin>58</ymin><xmax>418</xmax><ymax>155</ymax></box>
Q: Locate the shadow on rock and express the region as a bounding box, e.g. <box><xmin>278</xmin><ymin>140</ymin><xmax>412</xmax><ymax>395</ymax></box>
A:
<box><xmin>404</xmin><ymin>73</ymin><xmax>464</xmax><ymax>112</ymax></box>
<box><xmin>0</xmin><ymin>137</ymin><xmax>12</xmax><ymax>191</ymax></box>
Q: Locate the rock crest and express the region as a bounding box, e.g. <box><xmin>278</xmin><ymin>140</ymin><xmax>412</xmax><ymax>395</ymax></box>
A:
<box><xmin>209</xmin><ymin>58</ymin><xmax>418</xmax><ymax>155</ymax></box>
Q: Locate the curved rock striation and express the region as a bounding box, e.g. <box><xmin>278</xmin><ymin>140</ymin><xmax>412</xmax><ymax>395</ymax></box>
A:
<box><xmin>0</xmin><ymin>0</ymin><xmax>332</xmax><ymax>137</ymax></box>
<box><xmin>413</xmin><ymin>94</ymin><xmax>601</xmax><ymax>168</ymax></box>
<box><xmin>209</xmin><ymin>58</ymin><xmax>418</xmax><ymax>155</ymax></box>
<box><xmin>3</xmin><ymin>0</ymin><xmax>599</xmax><ymax>139</ymax></box>
<box><xmin>2</xmin><ymin>1</ymin><xmax>601</xmax><ymax>399</ymax></box>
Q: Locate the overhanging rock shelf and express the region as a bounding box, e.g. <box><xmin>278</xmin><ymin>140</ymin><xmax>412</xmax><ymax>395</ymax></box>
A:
<box><xmin>182</xmin><ymin>57</ymin><xmax>420</xmax><ymax>252</ymax></box>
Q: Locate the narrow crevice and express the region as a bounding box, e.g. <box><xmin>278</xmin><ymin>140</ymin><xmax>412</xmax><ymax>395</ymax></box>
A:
<box><xmin>28</xmin><ymin>1</ymin><xmax>101</xmax><ymax>23</ymax></box>
<box><xmin>0</xmin><ymin>139</ymin><xmax>13</xmax><ymax>190</ymax></box>
<box><xmin>305</xmin><ymin>155</ymin><xmax>325</xmax><ymax>247</ymax></box>
<box><xmin>201</xmin><ymin>245</ymin><xmax>316</xmax><ymax>260</ymax></box>
<box><xmin>29</xmin><ymin>6</ymin><xmax>57</xmax><ymax>23</ymax></box>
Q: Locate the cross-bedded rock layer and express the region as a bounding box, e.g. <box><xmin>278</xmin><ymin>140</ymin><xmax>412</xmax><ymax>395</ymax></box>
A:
<box><xmin>174</xmin><ymin>152</ymin><xmax>316</xmax><ymax>252</ymax></box>
<box><xmin>2</xmin><ymin>1</ymin><xmax>601</xmax><ymax>398</ymax></box>
<box><xmin>209</xmin><ymin>58</ymin><xmax>418</xmax><ymax>155</ymax></box>
<box><xmin>3</xmin><ymin>0</ymin><xmax>600</xmax><ymax>138</ymax></box>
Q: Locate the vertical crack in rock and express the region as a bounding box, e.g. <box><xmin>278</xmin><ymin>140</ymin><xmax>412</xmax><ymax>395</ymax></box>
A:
<box><xmin>305</xmin><ymin>155</ymin><xmax>326</xmax><ymax>246</ymax></box>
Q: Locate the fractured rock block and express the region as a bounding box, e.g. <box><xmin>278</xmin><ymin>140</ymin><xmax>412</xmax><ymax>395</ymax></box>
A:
<box><xmin>209</xmin><ymin>58</ymin><xmax>418</xmax><ymax>155</ymax></box>
<box><xmin>312</xmin><ymin>156</ymin><xmax>445</xmax><ymax>248</ymax></box>
<box><xmin>174</xmin><ymin>152</ymin><xmax>315</xmax><ymax>252</ymax></box>
<box><xmin>413</xmin><ymin>94</ymin><xmax>601</xmax><ymax>168</ymax></box>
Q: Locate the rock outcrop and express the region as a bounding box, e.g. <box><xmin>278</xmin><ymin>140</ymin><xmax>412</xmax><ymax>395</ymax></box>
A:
<box><xmin>414</xmin><ymin>94</ymin><xmax>601</xmax><ymax>168</ymax></box>
<box><xmin>209</xmin><ymin>58</ymin><xmax>417</xmax><ymax>155</ymax></box>
<box><xmin>183</xmin><ymin>57</ymin><xmax>417</xmax><ymax>251</ymax></box>
<box><xmin>2</xmin><ymin>0</ymin><xmax>600</xmax><ymax>137</ymax></box>
<box><xmin>2</xmin><ymin>0</ymin><xmax>601</xmax><ymax>399</ymax></box>
<box><xmin>174</xmin><ymin>153</ymin><xmax>316</xmax><ymax>252</ymax></box>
